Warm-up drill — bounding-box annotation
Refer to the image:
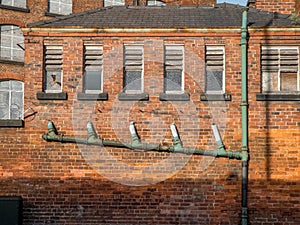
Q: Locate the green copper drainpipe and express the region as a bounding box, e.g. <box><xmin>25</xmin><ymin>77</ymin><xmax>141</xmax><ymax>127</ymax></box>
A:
<box><xmin>240</xmin><ymin>9</ymin><xmax>249</xmax><ymax>225</ymax></box>
<box><xmin>42</xmin><ymin>120</ymin><xmax>243</xmax><ymax>159</ymax></box>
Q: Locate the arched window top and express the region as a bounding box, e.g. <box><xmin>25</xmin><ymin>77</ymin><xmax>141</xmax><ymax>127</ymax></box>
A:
<box><xmin>0</xmin><ymin>80</ymin><xmax>24</xmax><ymax>120</ymax></box>
<box><xmin>104</xmin><ymin>0</ymin><xmax>125</xmax><ymax>7</ymax></box>
<box><xmin>0</xmin><ymin>25</ymin><xmax>24</xmax><ymax>62</ymax></box>
<box><xmin>147</xmin><ymin>0</ymin><xmax>166</xmax><ymax>6</ymax></box>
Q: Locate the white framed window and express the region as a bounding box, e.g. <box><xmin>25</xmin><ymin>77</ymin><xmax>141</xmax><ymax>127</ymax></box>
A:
<box><xmin>164</xmin><ymin>45</ymin><xmax>184</xmax><ymax>94</ymax></box>
<box><xmin>104</xmin><ymin>0</ymin><xmax>124</xmax><ymax>7</ymax></box>
<box><xmin>205</xmin><ymin>45</ymin><xmax>225</xmax><ymax>94</ymax></box>
<box><xmin>147</xmin><ymin>0</ymin><xmax>166</xmax><ymax>6</ymax></box>
<box><xmin>48</xmin><ymin>0</ymin><xmax>72</xmax><ymax>15</ymax></box>
<box><xmin>262</xmin><ymin>46</ymin><xmax>299</xmax><ymax>93</ymax></box>
<box><xmin>84</xmin><ymin>44</ymin><xmax>103</xmax><ymax>94</ymax></box>
<box><xmin>0</xmin><ymin>0</ymin><xmax>26</xmax><ymax>8</ymax></box>
<box><xmin>43</xmin><ymin>44</ymin><xmax>63</xmax><ymax>93</ymax></box>
<box><xmin>0</xmin><ymin>80</ymin><xmax>24</xmax><ymax>120</ymax></box>
<box><xmin>0</xmin><ymin>25</ymin><xmax>24</xmax><ymax>62</ymax></box>
<box><xmin>123</xmin><ymin>45</ymin><xmax>144</xmax><ymax>94</ymax></box>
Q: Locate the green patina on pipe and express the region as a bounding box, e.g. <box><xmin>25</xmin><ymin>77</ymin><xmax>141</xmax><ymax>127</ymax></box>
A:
<box><xmin>240</xmin><ymin>9</ymin><xmax>249</xmax><ymax>225</ymax></box>
<box><xmin>42</xmin><ymin>120</ymin><xmax>243</xmax><ymax>160</ymax></box>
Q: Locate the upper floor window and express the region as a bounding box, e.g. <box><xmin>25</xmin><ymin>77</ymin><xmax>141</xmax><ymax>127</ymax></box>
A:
<box><xmin>83</xmin><ymin>44</ymin><xmax>103</xmax><ymax>94</ymax></box>
<box><xmin>0</xmin><ymin>0</ymin><xmax>26</xmax><ymax>8</ymax></box>
<box><xmin>43</xmin><ymin>44</ymin><xmax>63</xmax><ymax>93</ymax></box>
<box><xmin>0</xmin><ymin>25</ymin><xmax>24</xmax><ymax>62</ymax></box>
<box><xmin>205</xmin><ymin>46</ymin><xmax>225</xmax><ymax>94</ymax></box>
<box><xmin>261</xmin><ymin>46</ymin><xmax>299</xmax><ymax>93</ymax></box>
<box><xmin>48</xmin><ymin>0</ymin><xmax>72</xmax><ymax>15</ymax></box>
<box><xmin>104</xmin><ymin>0</ymin><xmax>124</xmax><ymax>7</ymax></box>
<box><xmin>164</xmin><ymin>45</ymin><xmax>184</xmax><ymax>94</ymax></box>
<box><xmin>0</xmin><ymin>80</ymin><xmax>24</xmax><ymax>120</ymax></box>
<box><xmin>123</xmin><ymin>45</ymin><xmax>143</xmax><ymax>94</ymax></box>
<box><xmin>147</xmin><ymin>0</ymin><xmax>166</xmax><ymax>6</ymax></box>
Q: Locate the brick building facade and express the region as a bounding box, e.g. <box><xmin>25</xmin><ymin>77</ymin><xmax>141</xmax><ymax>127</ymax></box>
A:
<box><xmin>1</xmin><ymin>1</ymin><xmax>300</xmax><ymax>225</ymax></box>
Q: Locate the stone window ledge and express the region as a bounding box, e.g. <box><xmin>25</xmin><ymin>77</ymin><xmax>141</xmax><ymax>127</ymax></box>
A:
<box><xmin>37</xmin><ymin>92</ymin><xmax>67</xmax><ymax>100</ymax></box>
<box><xmin>0</xmin><ymin>120</ymin><xmax>24</xmax><ymax>127</ymax></box>
<box><xmin>159</xmin><ymin>93</ymin><xmax>190</xmax><ymax>101</ymax></box>
<box><xmin>45</xmin><ymin>12</ymin><xmax>67</xmax><ymax>17</ymax></box>
<box><xmin>256</xmin><ymin>93</ymin><xmax>300</xmax><ymax>101</ymax></box>
<box><xmin>200</xmin><ymin>93</ymin><xmax>232</xmax><ymax>101</ymax></box>
<box><xmin>118</xmin><ymin>92</ymin><xmax>149</xmax><ymax>101</ymax></box>
<box><xmin>0</xmin><ymin>4</ymin><xmax>29</xmax><ymax>12</ymax></box>
<box><xmin>0</xmin><ymin>59</ymin><xmax>24</xmax><ymax>66</ymax></box>
<box><xmin>77</xmin><ymin>92</ymin><xmax>108</xmax><ymax>101</ymax></box>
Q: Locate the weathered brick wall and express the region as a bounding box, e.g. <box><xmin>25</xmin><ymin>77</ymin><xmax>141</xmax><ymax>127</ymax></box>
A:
<box><xmin>0</xmin><ymin>28</ymin><xmax>295</xmax><ymax>224</ymax></box>
<box><xmin>253</xmin><ymin>0</ymin><xmax>296</xmax><ymax>14</ymax></box>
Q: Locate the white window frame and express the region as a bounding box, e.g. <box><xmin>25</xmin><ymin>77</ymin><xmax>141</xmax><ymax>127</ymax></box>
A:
<box><xmin>0</xmin><ymin>0</ymin><xmax>27</xmax><ymax>8</ymax></box>
<box><xmin>205</xmin><ymin>45</ymin><xmax>225</xmax><ymax>94</ymax></box>
<box><xmin>104</xmin><ymin>0</ymin><xmax>124</xmax><ymax>7</ymax></box>
<box><xmin>164</xmin><ymin>44</ymin><xmax>184</xmax><ymax>94</ymax></box>
<box><xmin>261</xmin><ymin>46</ymin><xmax>299</xmax><ymax>93</ymax></box>
<box><xmin>0</xmin><ymin>80</ymin><xmax>24</xmax><ymax>120</ymax></box>
<box><xmin>84</xmin><ymin>44</ymin><xmax>103</xmax><ymax>94</ymax></box>
<box><xmin>147</xmin><ymin>0</ymin><xmax>166</xmax><ymax>6</ymax></box>
<box><xmin>123</xmin><ymin>44</ymin><xmax>144</xmax><ymax>94</ymax></box>
<box><xmin>0</xmin><ymin>25</ymin><xmax>24</xmax><ymax>62</ymax></box>
<box><xmin>48</xmin><ymin>0</ymin><xmax>72</xmax><ymax>15</ymax></box>
<box><xmin>43</xmin><ymin>44</ymin><xmax>63</xmax><ymax>93</ymax></box>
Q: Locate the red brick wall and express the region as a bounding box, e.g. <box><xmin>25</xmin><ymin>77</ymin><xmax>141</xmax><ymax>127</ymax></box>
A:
<box><xmin>253</xmin><ymin>0</ymin><xmax>296</xmax><ymax>14</ymax></box>
<box><xmin>0</xmin><ymin>29</ymin><xmax>295</xmax><ymax>224</ymax></box>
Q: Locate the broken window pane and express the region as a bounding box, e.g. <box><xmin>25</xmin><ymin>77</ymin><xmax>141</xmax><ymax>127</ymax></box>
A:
<box><xmin>124</xmin><ymin>71</ymin><xmax>142</xmax><ymax>92</ymax></box>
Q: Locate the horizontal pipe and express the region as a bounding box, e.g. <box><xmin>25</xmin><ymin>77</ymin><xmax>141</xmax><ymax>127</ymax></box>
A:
<box><xmin>42</xmin><ymin>133</ymin><xmax>243</xmax><ymax>160</ymax></box>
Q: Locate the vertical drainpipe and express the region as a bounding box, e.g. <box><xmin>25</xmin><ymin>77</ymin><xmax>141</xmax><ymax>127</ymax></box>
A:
<box><xmin>240</xmin><ymin>9</ymin><xmax>249</xmax><ymax>225</ymax></box>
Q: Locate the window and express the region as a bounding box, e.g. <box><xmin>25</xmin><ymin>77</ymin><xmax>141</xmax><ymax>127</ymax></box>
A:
<box><xmin>104</xmin><ymin>0</ymin><xmax>124</xmax><ymax>7</ymax></box>
<box><xmin>205</xmin><ymin>46</ymin><xmax>225</xmax><ymax>94</ymax></box>
<box><xmin>164</xmin><ymin>45</ymin><xmax>184</xmax><ymax>94</ymax></box>
<box><xmin>43</xmin><ymin>44</ymin><xmax>63</xmax><ymax>93</ymax></box>
<box><xmin>261</xmin><ymin>46</ymin><xmax>299</xmax><ymax>93</ymax></box>
<box><xmin>123</xmin><ymin>45</ymin><xmax>143</xmax><ymax>93</ymax></box>
<box><xmin>0</xmin><ymin>25</ymin><xmax>24</xmax><ymax>62</ymax></box>
<box><xmin>147</xmin><ymin>0</ymin><xmax>166</xmax><ymax>6</ymax></box>
<box><xmin>48</xmin><ymin>0</ymin><xmax>72</xmax><ymax>15</ymax></box>
<box><xmin>0</xmin><ymin>80</ymin><xmax>23</xmax><ymax>120</ymax></box>
<box><xmin>84</xmin><ymin>44</ymin><xmax>103</xmax><ymax>93</ymax></box>
<box><xmin>0</xmin><ymin>0</ymin><xmax>26</xmax><ymax>8</ymax></box>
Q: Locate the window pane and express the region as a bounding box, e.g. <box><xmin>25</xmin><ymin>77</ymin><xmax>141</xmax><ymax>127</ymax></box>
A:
<box><xmin>14</xmin><ymin>0</ymin><xmax>26</xmax><ymax>8</ymax></box>
<box><xmin>49</xmin><ymin>0</ymin><xmax>72</xmax><ymax>15</ymax></box>
<box><xmin>85</xmin><ymin>71</ymin><xmax>102</xmax><ymax>91</ymax></box>
<box><xmin>45</xmin><ymin>71</ymin><xmax>62</xmax><ymax>92</ymax></box>
<box><xmin>0</xmin><ymin>25</ymin><xmax>24</xmax><ymax>62</ymax></box>
<box><xmin>280</xmin><ymin>72</ymin><xmax>297</xmax><ymax>92</ymax></box>
<box><xmin>147</xmin><ymin>0</ymin><xmax>166</xmax><ymax>6</ymax></box>
<box><xmin>124</xmin><ymin>71</ymin><xmax>142</xmax><ymax>92</ymax></box>
<box><xmin>0</xmin><ymin>91</ymin><xmax>9</xmax><ymax>119</ymax></box>
<box><xmin>11</xmin><ymin>91</ymin><xmax>23</xmax><ymax>119</ymax></box>
<box><xmin>164</xmin><ymin>70</ymin><xmax>182</xmax><ymax>92</ymax></box>
<box><xmin>104</xmin><ymin>0</ymin><xmax>124</xmax><ymax>6</ymax></box>
<box><xmin>0</xmin><ymin>81</ymin><xmax>9</xmax><ymax>90</ymax></box>
<box><xmin>206</xmin><ymin>70</ymin><xmax>223</xmax><ymax>92</ymax></box>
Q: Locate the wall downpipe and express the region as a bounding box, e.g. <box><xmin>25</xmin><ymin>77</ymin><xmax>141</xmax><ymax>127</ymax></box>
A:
<box><xmin>240</xmin><ymin>9</ymin><xmax>249</xmax><ymax>225</ymax></box>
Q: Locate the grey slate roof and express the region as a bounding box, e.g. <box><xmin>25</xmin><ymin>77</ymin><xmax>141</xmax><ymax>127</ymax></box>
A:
<box><xmin>28</xmin><ymin>4</ymin><xmax>294</xmax><ymax>29</ymax></box>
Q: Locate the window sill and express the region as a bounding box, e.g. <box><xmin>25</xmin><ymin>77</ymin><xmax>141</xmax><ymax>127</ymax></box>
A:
<box><xmin>0</xmin><ymin>4</ymin><xmax>29</xmax><ymax>13</ymax></box>
<box><xmin>200</xmin><ymin>93</ymin><xmax>232</xmax><ymax>101</ymax></box>
<box><xmin>45</xmin><ymin>11</ymin><xmax>70</xmax><ymax>17</ymax></box>
<box><xmin>0</xmin><ymin>120</ymin><xmax>24</xmax><ymax>127</ymax></box>
<box><xmin>159</xmin><ymin>93</ymin><xmax>190</xmax><ymax>101</ymax></box>
<box><xmin>0</xmin><ymin>59</ymin><xmax>24</xmax><ymax>66</ymax></box>
<box><xmin>256</xmin><ymin>93</ymin><xmax>300</xmax><ymax>101</ymax></box>
<box><xmin>77</xmin><ymin>92</ymin><xmax>108</xmax><ymax>101</ymax></box>
<box><xmin>118</xmin><ymin>92</ymin><xmax>149</xmax><ymax>101</ymax></box>
<box><xmin>37</xmin><ymin>92</ymin><xmax>67</xmax><ymax>100</ymax></box>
